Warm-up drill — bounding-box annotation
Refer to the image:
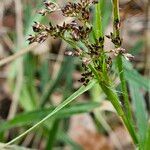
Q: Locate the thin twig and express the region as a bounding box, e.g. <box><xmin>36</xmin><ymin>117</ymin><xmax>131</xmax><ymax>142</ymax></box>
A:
<box><xmin>0</xmin><ymin>43</ymin><xmax>37</xmax><ymax>67</ymax></box>
<box><xmin>7</xmin><ymin>0</ymin><xmax>24</xmax><ymax>120</ymax></box>
<box><xmin>0</xmin><ymin>2</ymin><xmax>4</xmax><ymax>28</ymax></box>
<box><xmin>2</xmin><ymin>34</ymin><xmax>15</xmax><ymax>50</ymax></box>
<box><xmin>51</xmin><ymin>41</ymin><xmax>67</xmax><ymax>79</ymax></box>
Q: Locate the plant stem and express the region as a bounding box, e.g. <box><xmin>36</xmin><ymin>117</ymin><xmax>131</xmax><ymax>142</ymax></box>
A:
<box><xmin>116</xmin><ymin>56</ymin><xmax>132</xmax><ymax>118</ymax></box>
<box><xmin>89</xmin><ymin>64</ymin><xmax>138</xmax><ymax>144</ymax></box>
<box><xmin>112</xmin><ymin>0</ymin><xmax>132</xmax><ymax>122</ymax></box>
<box><xmin>112</xmin><ymin>0</ymin><xmax>120</xmax><ymax>38</ymax></box>
<box><xmin>95</xmin><ymin>1</ymin><xmax>103</xmax><ymax>40</ymax></box>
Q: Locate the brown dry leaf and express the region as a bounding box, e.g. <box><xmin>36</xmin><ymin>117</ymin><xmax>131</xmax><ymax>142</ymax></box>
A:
<box><xmin>109</xmin><ymin>126</ymin><xmax>135</xmax><ymax>150</ymax></box>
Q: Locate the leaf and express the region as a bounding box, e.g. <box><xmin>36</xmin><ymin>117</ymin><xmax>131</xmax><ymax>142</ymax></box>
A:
<box><xmin>0</xmin><ymin>142</ymin><xmax>34</xmax><ymax>150</ymax></box>
<box><xmin>125</xmin><ymin>70</ymin><xmax>150</xmax><ymax>91</ymax></box>
<box><xmin>100</xmin><ymin>0</ymin><xmax>112</xmax><ymax>31</ymax></box>
<box><xmin>144</xmin><ymin>123</ymin><xmax>150</xmax><ymax>150</ymax></box>
<box><xmin>57</xmin><ymin>132</ymin><xmax>82</xmax><ymax>150</ymax></box>
<box><xmin>3</xmin><ymin>80</ymin><xmax>96</xmax><ymax>146</ymax></box>
<box><xmin>0</xmin><ymin>101</ymin><xmax>99</xmax><ymax>132</ymax></box>
<box><xmin>0</xmin><ymin>81</ymin><xmax>97</xmax><ymax>133</ymax></box>
<box><xmin>92</xmin><ymin>0</ymin><xmax>112</xmax><ymax>41</ymax></box>
<box><xmin>129</xmin><ymin>40</ymin><xmax>144</xmax><ymax>55</ymax></box>
<box><xmin>46</xmin><ymin>119</ymin><xmax>60</xmax><ymax>150</ymax></box>
<box><xmin>123</xmin><ymin>58</ymin><xmax>150</xmax><ymax>91</ymax></box>
<box><xmin>40</xmin><ymin>57</ymin><xmax>75</xmax><ymax>106</ymax></box>
<box><xmin>129</xmin><ymin>83</ymin><xmax>148</xmax><ymax>148</ymax></box>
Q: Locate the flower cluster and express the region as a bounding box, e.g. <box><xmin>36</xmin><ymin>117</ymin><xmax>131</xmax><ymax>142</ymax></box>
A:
<box><xmin>28</xmin><ymin>0</ymin><xmax>133</xmax><ymax>86</ymax></box>
<box><xmin>38</xmin><ymin>1</ymin><xmax>60</xmax><ymax>16</ymax></box>
<box><xmin>106</xmin><ymin>32</ymin><xmax>122</xmax><ymax>47</ymax></box>
<box><xmin>62</xmin><ymin>0</ymin><xmax>98</xmax><ymax>22</ymax></box>
<box><xmin>28</xmin><ymin>0</ymin><xmax>97</xmax><ymax>44</ymax></box>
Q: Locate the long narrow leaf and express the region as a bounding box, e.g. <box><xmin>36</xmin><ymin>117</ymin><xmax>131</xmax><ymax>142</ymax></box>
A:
<box><xmin>129</xmin><ymin>83</ymin><xmax>148</xmax><ymax>148</ymax></box>
<box><xmin>123</xmin><ymin>58</ymin><xmax>150</xmax><ymax>91</ymax></box>
<box><xmin>57</xmin><ymin>132</ymin><xmax>82</xmax><ymax>150</ymax></box>
<box><xmin>144</xmin><ymin>123</ymin><xmax>150</xmax><ymax>150</ymax></box>
<box><xmin>0</xmin><ymin>101</ymin><xmax>99</xmax><ymax>132</ymax></box>
<box><xmin>1</xmin><ymin>80</ymin><xmax>96</xmax><ymax>147</ymax></box>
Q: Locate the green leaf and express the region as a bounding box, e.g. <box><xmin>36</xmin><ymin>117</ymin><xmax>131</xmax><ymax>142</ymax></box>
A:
<box><xmin>57</xmin><ymin>132</ymin><xmax>82</xmax><ymax>150</ymax></box>
<box><xmin>144</xmin><ymin>123</ymin><xmax>150</xmax><ymax>150</ymax></box>
<box><xmin>40</xmin><ymin>57</ymin><xmax>75</xmax><ymax>106</ymax></box>
<box><xmin>20</xmin><ymin>84</ymin><xmax>37</xmax><ymax>111</ymax></box>
<box><xmin>3</xmin><ymin>80</ymin><xmax>96</xmax><ymax>146</ymax></box>
<box><xmin>91</xmin><ymin>0</ymin><xmax>111</xmax><ymax>42</ymax></box>
<box><xmin>125</xmin><ymin>70</ymin><xmax>150</xmax><ymax>91</ymax></box>
<box><xmin>46</xmin><ymin>120</ymin><xmax>60</xmax><ymax>150</ymax></box>
<box><xmin>0</xmin><ymin>142</ymin><xmax>34</xmax><ymax>150</ymax></box>
<box><xmin>0</xmin><ymin>101</ymin><xmax>98</xmax><ymax>132</ymax></box>
<box><xmin>100</xmin><ymin>0</ymin><xmax>112</xmax><ymax>31</ymax></box>
<box><xmin>129</xmin><ymin>83</ymin><xmax>148</xmax><ymax>148</ymax></box>
<box><xmin>123</xmin><ymin>58</ymin><xmax>150</xmax><ymax>91</ymax></box>
<box><xmin>0</xmin><ymin>81</ymin><xmax>96</xmax><ymax>133</ymax></box>
<box><xmin>129</xmin><ymin>40</ymin><xmax>144</xmax><ymax>55</ymax></box>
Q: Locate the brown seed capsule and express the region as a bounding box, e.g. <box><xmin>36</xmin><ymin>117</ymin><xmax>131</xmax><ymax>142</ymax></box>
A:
<box><xmin>38</xmin><ymin>9</ymin><xmax>48</xmax><ymax>16</ymax></box>
<box><xmin>27</xmin><ymin>35</ymin><xmax>36</xmax><ymax>44</ymax></box>
<box><xmin>82</xmin><ymin>58</ymin><xmax>91</xmax><ymax>66</ymax></box>
<box><xmin>105</xmin><ymin>35</ymin><xmax>111</xmax><ymax>39</ymax></box>
<box><xmin>32</xmin><ymin>22</ymin><xmax>42</xmax><ymax>32</ymax></box>
<box><xmin>36</xmin><ymin>32</ymin><xmax>48</xmax><ymax>43</ymax></box>
<box><xmin>92</xmin><ymin>0</ymin><xmax>98</xmax><ymax>4</ymax></box>
<box><xmin>44</xmin><ymin>1</ymin><xmax>58</xmax><ymax>12</ymax></box>
<box><xmin>80</xmin><ymin>77</ymin><xmax>85</xmax><ymax>82</ymax></box>
<box><xmin>85</xmin><ymin>78</ymin><xmax>90</xmax><ymax>83</ymax></box>
<box><xmin>74</xmin><ymin>49</ymin><xmax>82</xmax><ymax>56</ymax></box>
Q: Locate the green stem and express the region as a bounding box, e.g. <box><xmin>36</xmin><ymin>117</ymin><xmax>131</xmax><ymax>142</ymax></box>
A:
<box><xmin>112</xmin><ymin>0</ymin><xmax>120</xmax><ymax>38</ymax></box>
<box><xmin>89</xmin><ymin>64</ymin><xmax>138</xmax><ymax>144</ymax></box>
<box><xmin>95</xmin><ymin>0</ymin><xmax>103</xmax><ymax>40</ymax></box>
<box><xmin>112</xmin><ymin>0</ymin><xmax>133</xmax><ymax>122</ymax></box>
<box><xmin>116</xmin><ymin>56</ymin><xmax>132</xmax><ymax>119</ymax></box>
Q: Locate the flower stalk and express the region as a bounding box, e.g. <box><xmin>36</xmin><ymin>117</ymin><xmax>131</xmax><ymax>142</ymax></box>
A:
<box><xmin>112</xmin><ymin>0</ymin><xmax>133</xmax><ymax>122</ymax></box>
<box><xmin>92</xmin><ymin>0</ymin><xmax>138</xmax><ymax>145</ymax></box>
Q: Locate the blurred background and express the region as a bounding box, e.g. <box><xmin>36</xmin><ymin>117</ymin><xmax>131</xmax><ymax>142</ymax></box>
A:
<box><xmin>0</xmin><ymin>0</ymin><xmax>149</xmax><ymax>150</ymax></box>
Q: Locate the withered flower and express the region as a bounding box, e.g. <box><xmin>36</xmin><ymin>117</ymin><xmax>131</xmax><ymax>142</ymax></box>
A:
<box><xmin>32</xmin><ymin>22</ymin><xmax>46</xmax><ymax>32</ymax></box>
<box><xmin>64</xmin><ymin>49</ymin><xmax>82</xmax><ymax>57</ymax></box>
<box><xmin>61</xmin><ymin>0</ymin><xmax>97</xmax><ymax>22</ymax></box>
<box><xmin>44</xmin><ymin>1</ymin><xmax>58</xmax><ymax>11</ymax></box>
<box><xmin>38</xmin><ymin>9</ymin><xmax>48</xmax><ymax>16</ymax></box>
<box><xmin>108</xmin><ymin>47</ymin><xmax>134</xmax><ymax>61</ymax></box>
<box><xmin>36</xmin><ymin>32</ymin><xmax>48</xmax><ymax>43</ymax></box>
<box><xmin>28</xmin><ymin>35</ymin><xmax>37</xmax><ymax>44</ymax></box>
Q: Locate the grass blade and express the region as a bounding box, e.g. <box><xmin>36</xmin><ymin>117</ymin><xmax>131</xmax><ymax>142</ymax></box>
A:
<box><xmin>129</xmin><ymin>83</ymin><xmax>148</xmax><ymax>148</ymax></box>
<box><xmin>0</xmin><ymin>101</ymin><xmax>99</xmax><ymax>132</ymax></box>
<box><xmin>46</xmin><ymin>119</ymin><xmax>59</xmax><ymax>150</ymax></box>
<box><xmin>123</xmin><ymin>58</ymin><xmax>150</xmax><ymax>91</ymax></box>
<box><xmin>1</xmin><ymin>80</ymin><xmax>96</xmax><ymax>147</ymax></box>
<box><xmin>144</xmin><ymin>123</ymin><xmax>150</xmax><ymax>150</ymax></box>
<box><xmin>57</xmin><ymin>132</ymin><xmax>82</xmax><ymax>150</ymax></box>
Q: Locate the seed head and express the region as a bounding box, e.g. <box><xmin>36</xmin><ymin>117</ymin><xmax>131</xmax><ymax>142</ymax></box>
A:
<box><xmin>44</xmin><ymin>1</ymin><xmax>59</xmax><ymax>12</ymax></box>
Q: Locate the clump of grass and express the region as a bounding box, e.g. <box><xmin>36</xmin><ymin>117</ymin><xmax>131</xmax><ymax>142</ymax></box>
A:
<box><xmin>1</xmin><ymin>0</ymin><xmax>149</xmax><ymax>149</ymax></box>
<box><xmin>28</xmin><ymin>0</ymin><xmax>137</xmax><ymax>143</ymax></box>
